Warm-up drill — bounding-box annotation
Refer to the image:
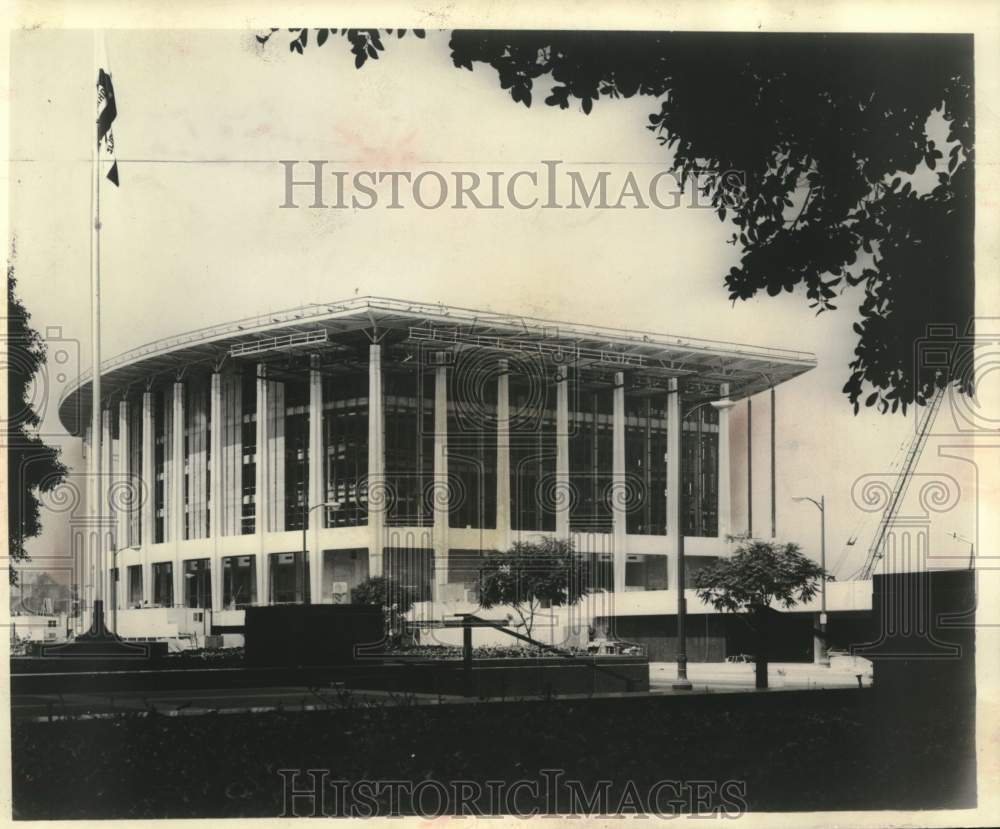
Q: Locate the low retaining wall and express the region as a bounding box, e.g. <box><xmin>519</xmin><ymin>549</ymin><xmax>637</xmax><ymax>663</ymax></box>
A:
<box><xmin>344</xmin><ymin>656</ymin><xmax>650</xmax><ymax>696</ymax></box>
<box><xmin>11</xmin><ymin>655</ymin><xmax>649</xmax><ymax>698</ymax></box>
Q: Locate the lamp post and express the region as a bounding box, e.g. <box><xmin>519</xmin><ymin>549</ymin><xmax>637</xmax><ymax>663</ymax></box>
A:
<box><xmin>949</xmin><ymin>531</ymin><xmax>975</xmax><ymax>570</ymax></box>
<box><xmin>672</xmin><ymin>389</ymin><xmax>736</xmax><ymax>690</ymax></box>
<box><xmin>793</xmin><ymin>494</ymin><xmax>828</xmax><ymax>665</ymax></box>
<box><xmin>302</xmin><ymin>500</ymin><xmax>340</xmax><ymax>603</ymax></box>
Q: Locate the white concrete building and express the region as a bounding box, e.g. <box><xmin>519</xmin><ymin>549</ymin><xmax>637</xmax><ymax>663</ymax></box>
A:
<box><xmin>58</xmin><ymin>297</ymin><xmax>817</xmax><ymax>641</ymax></box>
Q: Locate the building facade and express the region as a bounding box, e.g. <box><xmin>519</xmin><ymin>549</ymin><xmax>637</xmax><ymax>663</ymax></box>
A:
<box><xmin>59</xmin><ymin>298</ymin><xmax>816</xmax><ymax>638</ymax></box>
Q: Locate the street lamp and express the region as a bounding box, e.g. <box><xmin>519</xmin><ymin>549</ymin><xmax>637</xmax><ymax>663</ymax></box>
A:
<box><xmin>672</xmin><ymin>390</ymin><xmax>736</xmax><ymax>690</ymax></box>
<box><xmin>302</xmin><ymin>499</ymin><xmax>341</xmax><ymax>603</ymax></box>
<box><xmin>792</xmin><ymin>495</ymin><xmax>828</xmax><ymax>666</ymax></box>
<box><xmin>949</xmin><ymin>531</ymin><xmax>975</xmax><ymax>570</ymax></box>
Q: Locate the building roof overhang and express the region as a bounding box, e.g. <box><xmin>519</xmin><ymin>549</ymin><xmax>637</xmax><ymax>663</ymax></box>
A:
<box><xmin>57</xmin><ymin>296</ymin><xmax>817</xmax><ymax>435</ymax></box>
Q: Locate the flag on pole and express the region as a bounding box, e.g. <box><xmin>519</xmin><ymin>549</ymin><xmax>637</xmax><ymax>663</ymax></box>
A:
<box><xmin>96</xmin><ymin>68</ymin><xmax>119</xmax><ymax>186</ymax></box>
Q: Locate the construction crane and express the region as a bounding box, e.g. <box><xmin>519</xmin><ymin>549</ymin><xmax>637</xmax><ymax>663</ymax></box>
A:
<box><xmin>859</xmin><ymin>389</ymin><xmax>945</xmax><ymax>579</ymax></box>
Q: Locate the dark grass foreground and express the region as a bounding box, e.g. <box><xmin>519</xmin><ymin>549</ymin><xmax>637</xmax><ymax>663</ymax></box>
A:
<box><xmin>12</xmin><ymin>687</ymin><xmax>974</xmax><ymax>818</ymax></box>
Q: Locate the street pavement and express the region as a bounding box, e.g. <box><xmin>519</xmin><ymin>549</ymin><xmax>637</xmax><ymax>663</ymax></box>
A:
<box><xmin>649</xmin><ymin>657</ymin><xmax>874</xmax><ymax>693</ymax></box>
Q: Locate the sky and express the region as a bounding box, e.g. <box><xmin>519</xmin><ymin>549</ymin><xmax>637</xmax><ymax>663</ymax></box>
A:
<box><xmin>8</xmin><ymin>28</ymin><xmax>981</xmax><ymax>579</ymax></box>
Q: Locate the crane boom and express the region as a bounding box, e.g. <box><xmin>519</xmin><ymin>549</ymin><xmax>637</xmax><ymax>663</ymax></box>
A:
<box><xmin>860</xmin><ymin>390</ymin><xmax>944</xmax><ymax>580</ymax></box>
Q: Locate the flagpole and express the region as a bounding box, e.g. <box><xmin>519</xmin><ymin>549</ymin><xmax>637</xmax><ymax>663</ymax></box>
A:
<box><xmin>89</xmin><ymin>29</ymin><xmax>107</xmax><ymax>636</ymax></box>
<box><xmin>53</xmin><ymin>31</ymin><xmax>143</xmax><ymax>654</ymax></box>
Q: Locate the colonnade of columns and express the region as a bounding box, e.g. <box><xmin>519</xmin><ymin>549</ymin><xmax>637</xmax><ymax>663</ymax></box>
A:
<box><xmin>85</xmin><ymin>344</ymin><xmax>732</xmax><ymax>614</ymax></box>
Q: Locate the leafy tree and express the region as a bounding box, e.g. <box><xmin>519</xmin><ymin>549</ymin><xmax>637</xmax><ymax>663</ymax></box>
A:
<box><xmin>263</xmin><ymin>29</ymin><xmax>973</xmax><ymax>414</ymax></box>
<box><xmin>14</xmin><ymin>571</ymin><xmax>73</xmax><ymax>615</ymax></box>
<box><xmin>350</xmin><ymin>575</ymin><xmax>418</xmax><ymax>646</ymax></box>
<box><xmin>478</xmin><ymin>537</ymin><xmax>589</xmax><ymax>641</ymax></box>
<box><xmin>694</xmin><ymin>537</ymin><xmax>830</xmax><ymax>688</ymax></box>
<box><xmin>7</xmin><ymin>268</ymin><xmax>68</xmax><ymax>585</ymax></box>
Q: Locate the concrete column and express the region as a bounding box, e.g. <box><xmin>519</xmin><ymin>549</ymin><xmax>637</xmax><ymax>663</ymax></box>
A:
<box><xmin>367</xmin><ymin>344</ymin><xmax>385</xmax><ymax>578</ymax></box>
<box><xmin>117</xmin><ymin>400</ymin><xmax>130</xmax><ymax>551</ymax></box>
<box><xmin>116</xmin><ymin>400</ymin><xmax>129</xmax><ymax>616</ymax></box>
<box><xmin>612</xmin><ymin>372</ymin><xmax>627</xmax><ymax>595</ymax></box>
<box><xmin>221</xmin><ymin>374</ymin><xmax>242</xmax><ymax>537</ymax></box>
<box><xmin>495</xmin><ymin>359</ymin><xmax>511</xmax><ymax>551</ymax></box>
<box><xmin>666</xmin><ymin>379</ymin><xmax>681</xmax><ymax>592</ymax></box>
<box><xmin>555</xmin><ymin>366</ymin><xmax>570</xmax><ymax>540</ymax></box>
<box><xmin>266</xmin><ymin>380</ymin><xmax>286</xmax><ymax>533</ymax></box>
<box><xmin>171</xmin><ymin>381</ymin><xmax>185</xmax><ymax>606</ymax></box>
<box><xmin>102</xmin><ymin>408</ymin><xmax>116</xmax><ymax>612</ymax></box>
<box><xmin>308</xmin><ymin>359</ymin><xmax>324</xmax><ymax>604</ymax></box>
<box><xmin>194</xmin><ymin>385</ymin><xmax>211</xmax><ymax>540</ymax></box>
<box><xmin>433</xmin><ymin>363</ymin><xmax>449</xmax><ymax>600</ymax></box>
<box><xmin>141</xmin><ymin>391</ymin><xmax>155</xmax><ymax>603</ymax></box>
<box><xmin>210</xmin><ymin>372</ymin><xmax>224</xmax><ymax>613</ymax></box>
<box><xmin>717</xmin><ymin>382</ymin><xmax>732</xmax><ymax>539</ymax></box>
<box><xmin>255</xmin><ymin>365</ymin><xmax>269</xmax><ymax>603</ymax></box>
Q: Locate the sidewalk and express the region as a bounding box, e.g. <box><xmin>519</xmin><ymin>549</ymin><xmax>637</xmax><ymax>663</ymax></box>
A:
<box><xmin>649</xmin><ymin>657</ymin><xmax>874</xmax><ymax>693</ymax></box>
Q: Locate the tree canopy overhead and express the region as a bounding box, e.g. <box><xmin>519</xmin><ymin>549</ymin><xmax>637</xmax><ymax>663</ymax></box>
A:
<box><xmin>262</xmin><ymin>29</ymin><xmax>974</xmax><ymax>414</ymax></box>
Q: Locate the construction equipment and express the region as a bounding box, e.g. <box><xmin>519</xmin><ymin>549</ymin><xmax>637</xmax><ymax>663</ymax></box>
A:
<box><xmin>859</xmin><ymin>390</ymin><xmax>944</xmax><ymax>579</ymax></box>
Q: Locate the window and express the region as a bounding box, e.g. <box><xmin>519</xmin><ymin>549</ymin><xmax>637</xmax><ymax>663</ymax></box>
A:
<box><xmin>222</xmin><ymin>555</ymin><xmax>257</xmax><ymax>609</ymax></box>
<box><xmin>241</xmin><ymin>372</ymin><xmax>257</xmax><ymax>535</ymax></box>
<box><xmin>509</xmin><ymin>370</ymin><xmax>554</xmax><ymax>532</ymax></box>
<box><xmin>384</xmin><ymin>366</ymin><xmax>434</xmax><ymax>528</ymax></box>
<box><xmin>127</xmin><ymin>565</ymin><xmax>143</xmax><ymax>607</ymax></box>
<box><xmin>448</xmin><ymin>358</ymin><xmax>498</xmax><ymax>531</ymax></box>
<box><xmin>323</xmin><ymin>372</ymin><xmax>368</xmax><ymax>528</ymax></box>
<box><xmin>152</xmin><ymin>561</ymin><xmax>173</xmax><ymax>607</ymax></box>
<box><xmin>184</xmin><ymin>558</ymin><xmax>212</xmax><ymax>609</ymax></box>
<box><xmin>569</xmin><ymin>374</ymin><xmax>613</xmax><ymax>532</ymax></box>
<box><xmin>682</xmin><ymin>403</ymin><xmax>720</xmax><ymax>537</ymax></box>
<box><xmin>128</xmin><ymin>403</ymin><xmax>143</xmax><ymax>546</ymax></box>
<box><xmin>284</xmin><ymin>380</ymin><xmax>310</xmax><ymax>531</ymax></box>
<box><xmin>446</xmin><ymin>548</ymin><xmax>492</xmax><ymax>600</ymax></box>
<box><xmin>624</xmin><ymin>392</ymin><xmax>668</xmax><ymax>535</ymax></box>
<box><xmin>322</xmin><ymin>548</ymin><xmax>369</xmax><ymax>603</ymax></box>
<box><xmin>184</xmin><ymin>385</ymin><xmax>210</xmax><ymax>540</ymax></box>
<box><xmin>269</xmin><ymin>551</ymin><xmax>310</xmax><ymax>604</ymax></box>
<box><xmin>153</xmin><ymin>389</ymin><xmax>167</xmax><ymax>543</ymax></box>
<box><xmin>625</xmin><ymin>554</ymin><xmax>669</xmax><ymax>591</ymax></box>
<box><xmin>384</xmin><ymin>547</ymin><xmax>434</xmax><ymax>603</ymax></box>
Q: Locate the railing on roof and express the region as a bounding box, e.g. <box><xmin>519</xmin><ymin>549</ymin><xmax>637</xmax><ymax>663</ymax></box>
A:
<box><xmin>65</xmin><ymin>296</ymin><xmax>816</xmax><ymax>390</ymax></box>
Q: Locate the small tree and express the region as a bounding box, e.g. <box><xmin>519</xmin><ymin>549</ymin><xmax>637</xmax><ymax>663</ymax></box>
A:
<box><xmin>694</xmin><ymin>538</ymin><xmax>830</xmax><ymax>689</ymax></box>
<box><xmin>350</xmin><ymin>576</ymin><xmax>417</xmax><ymax>647</ymax></box>
<box><xmin>478</xmin><ymin>538</ymin><xmax>590</xmax><ymax>641</ymax></box>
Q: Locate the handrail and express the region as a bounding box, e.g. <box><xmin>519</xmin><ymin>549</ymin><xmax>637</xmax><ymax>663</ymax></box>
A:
<box><xmin>456</xmin><ymin>613</ymin><xmax>644</xmax><ymax>693</ymax></box>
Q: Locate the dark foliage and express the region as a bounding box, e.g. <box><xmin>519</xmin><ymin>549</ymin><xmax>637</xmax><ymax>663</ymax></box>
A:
<box><xmin>263</xmin><ymin>30</ymin><xmax>973</xmax><ymax>414</ymax></box>
<box><xmin>7</xmin><ymin>268</ymin><xmax>68</xmax><ymax>584</ymax></box>
<box><xmin>694</xmin><ymin>538</ymin><xmax>830</xmax><ymax>614</ymax></box>
<box><xmin>350</xmin><ymin>575</ymin><xmax>418</xmax><ymax>645</ymax></box>
<box><xmin>694</xmin><ymin>537</ymin><xmax>831</xmax><ymax>688</ymax></box>
<box><xmin>12</xmin><ymin>688</ymin><xmax>974</xmax><ymax>817</ymax></box>
<box><xmin>478</xmin><ymin>538</ymin><xmax>589</xmax><ymax>639</ymax></box>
